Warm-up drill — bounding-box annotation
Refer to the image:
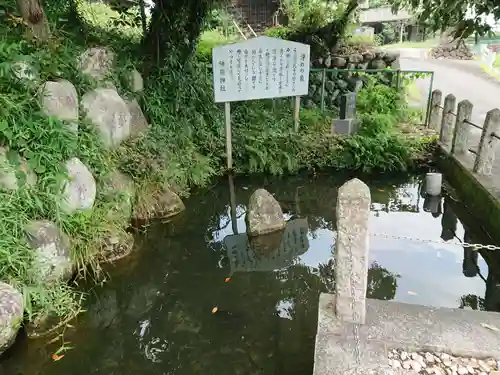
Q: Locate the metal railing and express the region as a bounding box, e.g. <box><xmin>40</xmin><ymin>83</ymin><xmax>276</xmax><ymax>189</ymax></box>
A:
<box><xmin>307</xmin><ymin>68</ymin><xmax>434</xmax><ymax>122</ymax></box>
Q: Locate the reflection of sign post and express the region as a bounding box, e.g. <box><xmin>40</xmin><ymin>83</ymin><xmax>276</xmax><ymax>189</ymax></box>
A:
<box><xmin>223</xmin><ymin>218</ymin><xmax>310</xmax><ymax>274</ymax></box>
<box><xmin>212</xmin><ymin>37</ymin><xmax>311</xmax><ymax>170</ymax></box>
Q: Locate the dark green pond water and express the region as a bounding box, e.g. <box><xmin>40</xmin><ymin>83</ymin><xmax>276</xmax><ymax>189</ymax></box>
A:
<box><xmin>1</xmin><ymin>172</ymin><xmax>498</xmax><ymax>375</ymax></box>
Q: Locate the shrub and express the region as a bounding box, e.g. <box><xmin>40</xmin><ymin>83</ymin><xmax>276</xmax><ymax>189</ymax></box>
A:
<box><xmin>264</xmin><ymin>26</ymin><xmax>293</xmax><ymax>39</ymax></box>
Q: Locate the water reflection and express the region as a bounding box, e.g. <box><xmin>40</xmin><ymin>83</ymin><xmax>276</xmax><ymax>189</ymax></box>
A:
<box><xmin>0</xmin><ymin>173</ymin><xmax>497</xmax><ymax>375</ymax></box>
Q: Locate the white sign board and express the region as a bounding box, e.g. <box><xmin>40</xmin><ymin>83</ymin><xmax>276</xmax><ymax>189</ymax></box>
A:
<box><xmin>212</xmin><ymin>36</ymin><xmax>311</xmax><ymax>103</ymax></box>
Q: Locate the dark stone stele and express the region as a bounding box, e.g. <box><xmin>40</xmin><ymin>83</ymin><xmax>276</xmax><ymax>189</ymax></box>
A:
<box><xmin>332</xmin><ymin>92</ymin><xmax>358</xmax><ymax>135</ymax></box>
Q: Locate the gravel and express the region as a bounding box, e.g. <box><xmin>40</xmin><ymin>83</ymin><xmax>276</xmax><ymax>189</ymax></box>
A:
<box><xmin>388</xmin><ymin>349</ymin><xmax>500</xmax><ymax>375</ymax></box>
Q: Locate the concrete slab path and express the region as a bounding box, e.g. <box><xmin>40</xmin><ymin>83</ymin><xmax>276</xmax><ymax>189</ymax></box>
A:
<box><xmin>314</xmin><ymin>293</ymin><xmax>500</xmax><ymax>375</ymax></box>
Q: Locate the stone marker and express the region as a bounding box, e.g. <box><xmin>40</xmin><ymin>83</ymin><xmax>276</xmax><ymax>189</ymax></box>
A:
<box><xmin>332</xmin><ymin>92</ymin><xmax>358</xmax><ymax>135</ymax></box>
<box><xmin>60</xmin><ymin>157</ymin><xmax>97</xmax><ymax>214</ymax></box>
<box><xmin>25</xmin><ymin>220</ymin><xmax>73</xmax><ymax>283</ymax></box>
<box><xmin>81</xmin><ymin>88</ymin><xmax>132</xmax><ymax>148</ymax></box>
<box><xmin>246</xmin><ymin>188</ymin><xmax>286</xmax><ymax>236</ymax></box>
<box><xmin>39</xmin><ymin>80</ymin><xmax>79</xmax><ymax>132</ymax></box>
<box><xmin>0</xmin><ymin>282</ymin><xmax>24</xmax><ymax>355</ymax></box>
<box><xmin>78</xmin><ymin>47</ymin><xmax>114</xmax><ymax>80</ymax></box>
<box><xmin>334</xmin><ymin>178</ymin><xmax>370</xmax><ymax>324</ymax></box>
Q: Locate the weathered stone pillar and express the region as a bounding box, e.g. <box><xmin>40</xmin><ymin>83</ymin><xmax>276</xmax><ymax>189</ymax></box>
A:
<box><xmin>428</xmin><ymin>89</ymin><xmax>442</xmax><ymax>130</ymax></box>
<box><xmin>451</xmin><ymin>100</ymin><xmax>473</xmax><ymax>155</ymax></box>
<box><xmin>334</xmin><ymin>178</ymin><xmax>370</xmax><ymax>324</ymax></box>
<box><xmin>440</xmin><ymin>93</ymin><xmax>456</xmax><ymax>149</ymax></box>
<box><xmin>473</xmin><ymin>108</ymin><xmax>500</xmax><ymax>175</ymax></box>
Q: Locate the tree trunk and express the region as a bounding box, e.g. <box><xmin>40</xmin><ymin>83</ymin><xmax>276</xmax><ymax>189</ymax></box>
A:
<box><xmin>142</xmin><ymin>0</ymin><xmax>213</xmax><ymax>71</ymax></box>
<box><xmin>16</xmin><ymin>0</ymin><xmax>51</xmax><ymax>42</ymax></box>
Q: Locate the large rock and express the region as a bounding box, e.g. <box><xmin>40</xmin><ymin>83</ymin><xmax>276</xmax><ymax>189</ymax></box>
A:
<box><xmin>128</xmin><ymin>69</ymin><xmax>143</xmax><ymax>93</ymax></box>
<box><xmin>25</xmin><ymin>220</ymin><xmax>73</xmax><ymax>283</ymax></box>
<box><xmin>82</xmin><ymin>88</ymin><xmax>131</xmax><ymax>148</ymax></box>
<box><xmin>133</xmin><ymin>186</ymin><xmax>185</xmax><ymax>221</ymax></box>
<box><xmin>0</xmin><ymin>282</ymin><xmax>23</xmax><ymax>355</ymax></box>
<box><xmin>126</xmin><ymin>98</ymin><xmax>150</xmax><ymax>138</ymax></box>
<box><xmin>78</xmin><ymin>47</ymin><xmax>114</xmax><ymax>80</ymax></box>
<box><xmin>102</xmin><ymin>170</ymin><xmax>135</xmax><ymax>222</ymax></box>
<box><xmin>100</xmin><ymin>231</ymin><xmax>135</xmax><ymax>263</ymax></box>
<box><xmin>246</xmin><ymin>188</ymin><xmax>286</xmax><ymax>237</ymax></box>
<box><xmin>60</xmin><ymin>157</ymin><xmax>96</xmax><ymax>214</ymax></box>
<box><xmin>39</xmin><ymin>80</ymin><xmax>79</xmax><ymax>132</ymax></box>
<box><xmin>0</xmin><ymin>147</ymin><xmax>37</xmax><ymax>191</ymax></box>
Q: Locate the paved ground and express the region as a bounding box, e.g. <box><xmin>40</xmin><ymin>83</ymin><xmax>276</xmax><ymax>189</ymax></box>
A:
<box><xmin>313</xmin><ymin>294</ymin><xmax>500</xmax><ymax>375</ymax></box>
<box><xmin>399</xmin><ymin>48</ymin><xmax>500</xmax><ymax>127</ymax></box>
<box><xmin>398</xmin><ymin>48</ymin><xmax>500</xmax><ymax>174</ymax></box>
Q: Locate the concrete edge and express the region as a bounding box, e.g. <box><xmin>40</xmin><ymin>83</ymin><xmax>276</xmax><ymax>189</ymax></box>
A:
<box><xmin>314</xmin><ymin>293</ymin><xmax>500</xmax><ymax>375</ymax></box>
<box><xmin>436</xmin><ymin>146</ymin><xmax>500</xmax><ymax>243</ymax></box>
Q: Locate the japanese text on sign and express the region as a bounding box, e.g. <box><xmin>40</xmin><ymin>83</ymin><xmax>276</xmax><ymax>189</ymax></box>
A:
<box><xmin>212</xmin><ymin>36</ymin><xmax>310</xmax><ymax>103</ymax></box>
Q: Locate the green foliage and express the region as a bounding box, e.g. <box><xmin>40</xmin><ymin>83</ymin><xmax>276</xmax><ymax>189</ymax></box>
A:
<box><xmin>345</xmin><ymin>33</ymin><xmax>380</xmax><ymax>48</ymax></box>
<box><xmin>196</xmin><ymin>30</ymin><xmax>240</xmax><ymax>63</ymax></box>
<box><xmin>393</xmin><ymin>0</ymin><xmax>500</xmax><ymax>39</ymax></box>
<box><xmin>264</xmin><ymin>26</ymin><xmax>294</xmax><ymax>39</ymax></box>
<box><xmin>0</xmin><ymin>23</ymin><xmax>131</xmax><ymax>322</ymax></box>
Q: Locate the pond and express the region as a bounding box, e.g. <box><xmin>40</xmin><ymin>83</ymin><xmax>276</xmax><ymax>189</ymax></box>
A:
<box><xmin>1</xmin><ymin>172</ymin><xmax>497</xmax><ymax>375</ymax></box>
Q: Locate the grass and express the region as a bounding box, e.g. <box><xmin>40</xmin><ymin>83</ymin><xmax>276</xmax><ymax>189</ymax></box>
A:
<box><xmin>0</xmin><ymin>2</ymin><xmax>436</xmax><ymax>326</ymax></box>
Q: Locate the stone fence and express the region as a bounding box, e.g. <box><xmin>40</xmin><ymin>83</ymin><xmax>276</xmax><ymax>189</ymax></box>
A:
<box><xmin>428</xmin><ymin>89</ymin><xmax>500</xmax><ymax>177</ymax></box>
<box><xmin>429</xmin><ymin>89</ymin><xmax>500</xmax><ymax>243</ymax></box>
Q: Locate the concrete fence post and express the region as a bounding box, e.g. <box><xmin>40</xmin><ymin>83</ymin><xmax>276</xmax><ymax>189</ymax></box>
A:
<box><xmin>428</xmin><ymin>89</ymin><xmax>442</xmax><ymax>130</ymax></box>
<box><xmin>473</xmin><ymin>108</ymin><xmax>500</xmax><ymax>176</ymax></box>
<box><xmin>334</xmin><ymin>178</ymin><xmax>370</xmax><ymax>324</ymax></box>
<box><xmin>451</xmin><ymin>100</ymin><xmax>473</xmax><ymax>155</ymax></box>
<box><xmin>440</xmin><ymin>93</ymin><xmax>457</xmax><ymax>149</ymax></box>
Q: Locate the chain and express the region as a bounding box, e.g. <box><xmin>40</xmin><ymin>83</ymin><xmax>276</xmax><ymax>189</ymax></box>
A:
<box><xmin>369</xmin><ymin>232</ymin><xmax>500</xmax><ymax>251</ymax></box>
<box><xmin>346</xmin><ymin>233</ymin><xmax>361</xmax><ymax>364</ymax></box>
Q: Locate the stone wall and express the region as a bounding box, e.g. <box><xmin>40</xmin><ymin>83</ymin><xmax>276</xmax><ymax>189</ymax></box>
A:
<box><xmin>305</xmin><ymin>49</ymin><xmax>400</xmax><ymax>110</ymax></box>
<box><xmin>430</xmin><ymin>42</ymin><xmax>473</xmax><ymax>60</ymax></box>
<box><xmin>0</xmin><ymin>46</ymin><xmax>187</xmax><ymax>350</ymax></box>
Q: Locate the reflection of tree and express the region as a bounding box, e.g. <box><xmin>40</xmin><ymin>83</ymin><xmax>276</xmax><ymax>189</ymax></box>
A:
<box><xmin>367</xmin><ymin>261</ymin><xmax>400</xmax><ymax>300</ymax></box>
<box><xmin>318</xmin><ymin>260</ymin><xmax>399</xmax><ymax>301</ymax></box>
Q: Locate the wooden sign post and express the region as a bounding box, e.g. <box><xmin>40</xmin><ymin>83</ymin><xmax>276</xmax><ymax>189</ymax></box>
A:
<box><xmin>212</xmin><ymin>36</ymin><xmax>311</xmax><ymax>171</ymax></box>
<box><xmin>224</xmin><ymin>102</ymin><xmax>232</xmax><ymax>170</ymax></box>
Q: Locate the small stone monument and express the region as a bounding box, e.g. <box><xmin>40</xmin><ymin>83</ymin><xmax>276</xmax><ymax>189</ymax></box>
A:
<box><xmin>334</xmin><ymin>178</ymin><xmax>370</xmax><ymax>324</ymax></box>
<box><xmin>332</xmin><ymin>92</ymin><xmax>358</xmax><ymax>135</ymax></box>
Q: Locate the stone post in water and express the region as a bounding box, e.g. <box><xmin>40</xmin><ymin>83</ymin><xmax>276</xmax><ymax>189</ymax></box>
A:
<box><xmin>334</xmin><ymin>178</ymin><xmax>370</xmax><ymax>324</ymax></box>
